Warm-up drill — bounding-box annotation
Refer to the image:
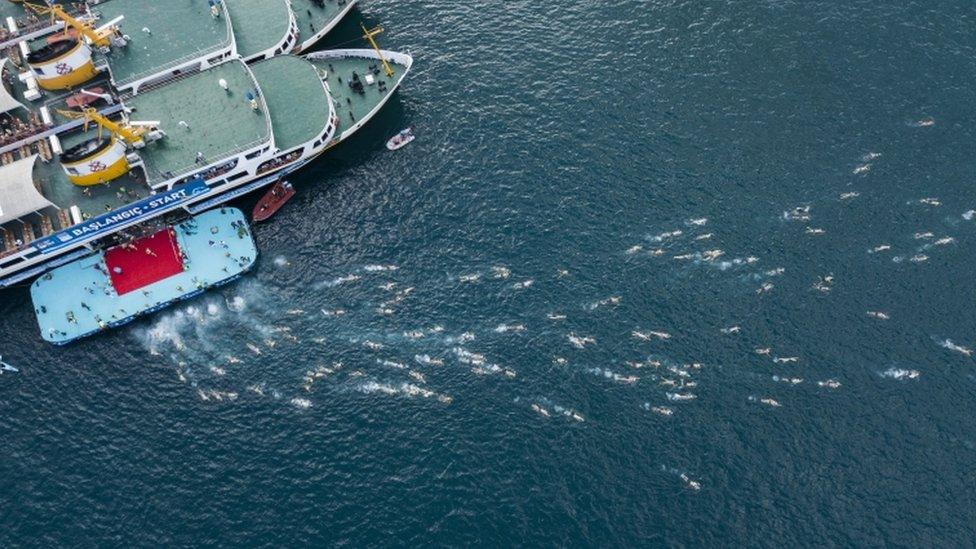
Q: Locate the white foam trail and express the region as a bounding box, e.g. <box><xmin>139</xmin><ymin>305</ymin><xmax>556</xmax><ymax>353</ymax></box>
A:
<box><xmin>772</xmin><ymin>375</ymin><xmax>803</xmax><ymax>385</ymax></box>
<box><xmin>567</xmin><ymin>333</ymin><xmax>596</xmax><ymax>349</ymax></box>
<box><xmin>511</xmin><ymin>279</ymin><xmax>534</xmax><ymax>289</ymax></box>
<box><xmin>625</xmin><ymin>245</ymin><xmax>643</xmax><ymax>255</ymax></box>
<box><xmin>586</xmin><ymin>296</ymin><xmax>621</xmax><ymax>310</ymax></box>
<box><xmin>414</xmin><ymin>354</ymin><xmax>445</xmax><ymax>366</ymax></box>
<box><xmin>272</xmin><ymin>256</ymin><xmax>290</xmax><ymax>267</ymax></box>
<box><xmin>805</xmin><ymin>227</ymin><xmax>825</xmax><ymax>235</ymax></box>
<box><xmin>772</xmin><ymin>356</ymin><xmax>799</xmax><ymax>364</ymax></box>
<box><xmin>686</xmin><ymin>218</ymin><xmax>708</xmax><ymax>226</ymax></box>
<box><xmin>839</xmin><ymin>192</ymin><xmax>860</xmax><ymax>200</ymax></box>
<box><xmin>321</xmin><ymin>309</ymin><xmax>347</xmax><ymax>317</ymax></box>
<box><xmin>866</xmin><ymin>311</ymin><xmax>889</xmax><ymax>320</ymax></box>
<box><xmin>378</xmin><ymin>359</ymin><xmax>406</xmax><ymax>370</ymax></box>
<box><xmin>963</xmin><ymin>210</ymin><xmax>975</xmax><ymax>221</ymax></box>
<box><xmin>356</xmin><ymin>381</ymin><xmax>451</xmax><ymax>403</ymax></box>
<box><xmin>648</xmin><ymin>229</ymin><xmax>683</xmax><ymax>242</ymax></box>
<box><xmin>914</xmin><ymin>232</ymin><xmax>934</xmax><ymax>240</ymax></box>
<box><xmin>458</xmin><ymin>273</ymin><xmax>481</xmax><ymax>283</ymax></box>
<box><xmin>632</xmin><ymin>330</ymin><xmax>671</xmax><ymax>341</ymax></box>
<box><xmin>757</xmin><ymin>282</ymin><xmax>774</xmax><ymax>294</ymax></box>
<box><xmin>291</xmin><ymin>397</ymin><xmax>312</xmax><ymax>409</ymax></box>
<box><xmin>490</xmin><ymin>266</ymin><xmax>511</xmax><ymax>279</ymax></box>
<box><xmin>853</xmin><ymin>164</ymin><xmax>872</xmax><ymax>175</ymax></box>
<box><xmin>782</xmin><ymin>206</ymin><xmax>811</xmax><ymax>222</ymax></box>
<box><xmin>362</xmin><ymin>264</ymin><xmax>398</xmax><ymax>272</ymax></box>
<box><xmin>452</xmin><ymin>348</ymin><xmax>485</xmax><ymax>366</ymax></box>
<box><xmin>587</xmin><ymin>367</ymin><xmax>638</xmax><ymax>384</ymax></box>
<box><xmin>642</xmin><ymin>403</ymin><xmax>674</xmax><ymax>416</ymax></box>
<box><xmin>880</xmin><ymin>367</ymin><xmax>920</xmax><ymax>380</ymax></box>
<box><xmin>939</xmin><ymin>339</ymin><xmax>973</xmax><ymax>357</ymax></box>
<box><xmin>666</xmin><ymin>392</ymin><xmax>696</xmax><ymax>401</ymax></box>
<box><xmin>226</xmin><ymin>296</ymin><xmax>246</xmax><ymax>313</ymax></box>
<box><xmin>817</xmin><ymin>379</ymin><xmax>842</xmax><ymax>389</ymax></box>
<box><xmin>916</xmin><ymin>197</ymin><xmax>941</xmax><ymax>207</ymax></box>
<box><xmin>494</xmin><ymin>323</ymin><xmax>526</xmax><ymax>333</ymax></box>
<box><xmin>694</xmin><ymin>233</ymin><xmax>713</xmax><ymax>241</ymax></box>
<box><xmin>720</xmin><ymin>326</ymin><xmax>741</xmax><ymax>334</ymax></box>
<box><xmin>321</xmin><ymin>274</ymin><xmax>361</xmax><ymax>288</ymax></box>
<box><xmin>547</xmin><ymin>313</ymin><xmax>567</xmax><ymax>321</ymax></box>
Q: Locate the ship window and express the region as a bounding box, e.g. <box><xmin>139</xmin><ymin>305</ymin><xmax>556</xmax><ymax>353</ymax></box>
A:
<box><xmin>66</xmin><ymin>167</ymin><xmax>80</xmax><ymax>175</ymax></box>
<box><xmin>227</xmin><ymin>171</ymin><xmax>247</xmax><ymax>182</ymax></box>
<box><xmin>245</xmin><ymin>149</ymin><xmax>262</xmax><ymax>160</ymax></box>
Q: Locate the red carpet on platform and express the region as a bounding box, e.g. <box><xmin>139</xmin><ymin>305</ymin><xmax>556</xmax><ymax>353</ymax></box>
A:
<box><xmin>104</xmin><ymin>228</ymin><xmax>184</xmax><ymax>295</ymax></box>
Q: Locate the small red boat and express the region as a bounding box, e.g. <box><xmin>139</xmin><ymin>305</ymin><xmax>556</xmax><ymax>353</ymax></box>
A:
<box><xmin>253</xmin><ymin>179</ymin><xmax>296</xmax><ymax>222</ymax></box>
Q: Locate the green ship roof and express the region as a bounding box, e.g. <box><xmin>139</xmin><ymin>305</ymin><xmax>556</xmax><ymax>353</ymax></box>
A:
<box><xmin>94</xmin><ymin>0</ymin><xmax>232</xmax><ymax>87</ymax></box>
<box><xmin>224</xmin><ymin>0</ymin><xmax>291</xmax><ymax>59</ymax></box>
<box><xmin>250</xmin><ymin>55</ymin><xmax>331</xmax><ymax>152</ymax></box>
<box><xmin>126</xmin><ymin>59</ymin><xmax>270</xmax><ymax>184</ymax></box>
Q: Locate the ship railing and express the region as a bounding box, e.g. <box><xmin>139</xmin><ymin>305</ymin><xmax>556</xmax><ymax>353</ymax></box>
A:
<box><xmin>142</xmin><ymin>137</ymin><xmax>267</xmax><ymax>188</ymax></box>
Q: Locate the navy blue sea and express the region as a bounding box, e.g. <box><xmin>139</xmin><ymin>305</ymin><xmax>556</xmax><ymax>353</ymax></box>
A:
<box><xmin>3</xmin><ymin>1</ymin><xmax>976</xmax><ymax>545</ymax></box>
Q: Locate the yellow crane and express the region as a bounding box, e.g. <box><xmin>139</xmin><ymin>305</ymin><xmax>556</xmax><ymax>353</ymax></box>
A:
<box><xmin>361</xmin><ymin>23</ymin><xmax>394</xmax><ymax>78</ymax></box>
<box><xmin>24</xmin><ymin>2</ymin><xmax>120</xmax><ymax>49</ymax></box>
<box><xmin>57</xmin><ymin>107</ymin><xmax>150</xmax><ymax>145</ymax></box>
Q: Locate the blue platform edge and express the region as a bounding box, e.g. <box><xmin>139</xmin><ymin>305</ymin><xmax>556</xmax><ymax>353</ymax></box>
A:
<box><xmin>30</xmin><ymin>207</ymin><xmax>257</xmax><ymax>345</ymax></box>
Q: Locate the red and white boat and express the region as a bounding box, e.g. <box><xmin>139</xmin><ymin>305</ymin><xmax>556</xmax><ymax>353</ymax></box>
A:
<box><xmin>253</xmin><ymin>179</ymin><xmax>296</xmax><ymax>222</ymax></box>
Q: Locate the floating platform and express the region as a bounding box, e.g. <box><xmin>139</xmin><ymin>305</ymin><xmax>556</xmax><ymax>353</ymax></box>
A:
<box><xmin>31</xmin><ymin>208</ymin><xmax>256</xmax><ymax>345</ymax></box>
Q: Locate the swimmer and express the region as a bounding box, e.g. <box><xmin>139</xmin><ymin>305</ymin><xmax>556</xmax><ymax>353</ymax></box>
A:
<box><xmin>666</xmin><ymin>392</ymin><xmax>696</xmax><ymax>401</ymax></box>
<box><xmin>458</xmin><ymin>273</ymin><xmax>481</xmax><ymax>283</ymax></box>
<box><xmin>756</xmin><ymin>282</ymin><xmax>774</xmax><ymax>294</ymax></box>
<box><xmin>379</xmin><ymin>282</ymin><xmax>397</xmax><ymax>291</ymax></box>
<box><xmin>772</xmin><ymin>357</ymin><xmax>799</xmax><ymax>364</ymax></box>
<box><xmin>914</xmin><ymin>232</ymin><xmax>934</xmax><ymax>240</ymax></box>
<box><xmin>512</xmin><ymin>280</ymin><xmax>534</xmax><ymax>289</ymax></box>
<box><xmin>553</xmin><ymin>357</ymin><xmax>568</xmax><ymax>365</ymax></box>
<box><xmin>817</xmin><ymin>379</ymin><xmax>842</xmax><ymax>389</ymax></box>
<box><xmin>649</xmin><ymin>249</ymin><xmax>666</xmax><ymax>256</ymax></box>
<box><xmin>286</xmin><ymin>309</ymin><xmax>305</xmax><ymax>316</ymax></box>
<box><xmin>227</xmin><ymin>356</ymin><xmax>242</xmax><ymax>364</ymax></box>
<box><xmin>755</xmin><ymin>348</ymin><xmax>771</xmax><ymax>355</ymax></box>
<box><xmin>934</xmin><ymin>237</ymin><xmax>955</xmax><ymax>246</ymax></box>
<box><xmin>491</xmin><ymin>266</ymin><xmax>511</xmax><ymax>279</ymax></box>
<box><xmin>869</xmin><ymin>244</ymin><xmax>891</xmax><ymax>253</ymax></box>
<box><xmin>625</xmin><ymin>245</ymin><xmax>643</xmax><ymax>255</ymax></box>
<box><xmin>531</xmin><ymin>404</ymin><xmax>550</xmax><ymax>417</ymax></box>
<box><xmin>694</xmin><ymin>233</ymin><xmax>713</xmax><ymax>241</ymax></box>
<box><xmin>852</xmin><ymin>164</ymin><xmax>872</xmax><ymax>174</ymax></box>
<box><xmin>839</xmin><ymin>191</ymin><xmax>860</xmax><ymax>200</ymax></box>
<box><xmin>673</xmin><ymin>253</ymin><xmax>694</xmax><ymax>260</ymax></box>
<box><xmin>567</xmin><ymin>333</ymin><xmax>596</xmax><ymax>349</ymax></box>
<box><xmin>866</xmin><ymin>311</ymin><xmax>890</xmax><ymax>320</ymax></box>
<box><xmin>246</xmin><ymin>343</ymin><xmax>261</xmax><ymax>355</ymax></box>
<box><xmin>909</xmin><ymin>254</ymin><xmax>929</xmax><ymax>263</ymax></box>
<box><xmin>805</xmin><ymin>227</ymin><xmax>825</xmax><ymax>235</ymax></box>
<box><xmin>918</xmin><ymin>197</ymin><xmax>941</xmax><ymax>207</ymax></box>
<box><xmin>721</xmin><ymin>326</ymin><xmax>741</xmax><ymax>334</ymax></box>
<box><xmin>759</xmin><ymin>398</ymin><xmax>781</xmax><ymax>407</ymax></box>
<box><xmin>547</xmin><ymin>313</ymin><xmax>567</xmax><ymax>321</ymax></box>
<box><xmin>653</xmin><ymin>406</ymin><xmax>674</xmax><ymax>416</ymax></box>
<box><xmin>687</xmin><ymin>218</ymin><xmax>708</xmax><ymax>226</ymax></box>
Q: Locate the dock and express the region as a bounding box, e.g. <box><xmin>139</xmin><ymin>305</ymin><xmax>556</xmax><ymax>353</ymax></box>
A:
<box><xmin>31</xmin><ymin>207</ymin><xmax>256</xmax><ymax>345</ymax></box>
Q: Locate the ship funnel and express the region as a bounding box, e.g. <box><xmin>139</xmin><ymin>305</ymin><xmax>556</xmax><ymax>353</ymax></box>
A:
<box><xmin>60</xmin><ymin>135</ymin><xmax>130</xmax><ymax>187</ymax></box>
<box><xmin>26</xmin><ymin>38</ymin><xmax>98</xmax><ymax>90</ymax></box>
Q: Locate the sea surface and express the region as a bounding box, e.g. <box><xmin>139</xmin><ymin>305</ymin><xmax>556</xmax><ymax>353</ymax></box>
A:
<box><xmin>3</xmin><ymin>1</ymin><xmax>976</xmax><ymax>545</ymax></box>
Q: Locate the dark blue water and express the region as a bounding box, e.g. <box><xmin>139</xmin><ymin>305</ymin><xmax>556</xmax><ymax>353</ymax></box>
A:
<box><xmin>4</xmin><ymin>1</ymin><xmax>976</xmax><ymax>545</ymax></box>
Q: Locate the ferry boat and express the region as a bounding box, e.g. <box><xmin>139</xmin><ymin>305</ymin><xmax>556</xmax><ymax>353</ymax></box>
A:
<box><xmin>0</xmin><ymin>1</ymin><xmax>413</xmax><ymax>343</ymax></box>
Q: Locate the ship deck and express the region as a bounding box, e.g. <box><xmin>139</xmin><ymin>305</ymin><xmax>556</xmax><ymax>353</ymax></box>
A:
<box><xmin>92</xmin><ymin>0</ymin><xmax>233</xmax><ymax>88</ymax></box>
<box><xmin>307</xmin><ymin>52</ymin><xmax>409</xmax><ymax>140</ymax></box>
<box><xmin>249</xmin><ymin>55</ymin><xmax>332</xmax><ymax>151</ymax></box>
<box><xmin>31</xmin><ymin>207</ymin><xmax>256</xmax><ymax>345</ymax></box>
<box><xmin>292</xmin><ymin>0</ymin><xmax>354</xmax><ymax>49</ymax></box>
<box><xmin>224</xmin><ymin>0</ymin><xmax>292</xmax><ymax>60</ymax></box>
<box><xmin>126</xmin><ymin>59</ymin><xmax>271</xmax><ymax>185</ymax></box>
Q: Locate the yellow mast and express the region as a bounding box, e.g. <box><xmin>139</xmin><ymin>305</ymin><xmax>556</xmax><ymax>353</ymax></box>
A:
<box><xmin>57</xmin><ymin>107</ymin><xmax>147</xmax><ymax>144</ymax></box>
<box><xmin>361</xmin><ymin>23</ymin><xmax>394</xmax><ymax>78</ymax></box>
<box><xmin>23</xmin><ymin>2</ymin><xmax>116</xmax><ymax>48</ymax></box>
